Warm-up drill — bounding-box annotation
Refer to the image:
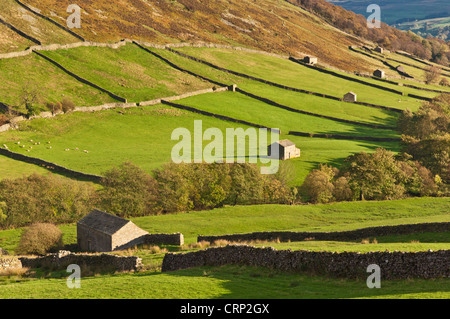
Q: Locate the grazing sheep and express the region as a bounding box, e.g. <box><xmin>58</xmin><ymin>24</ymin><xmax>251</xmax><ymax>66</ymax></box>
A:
<box><xmin>83</xmin><ymin>150</ymin><xmax>89</xmax><ymax>153</ymax></box>
<box><xmin>65</xmin><ymin>149</ymin><xmax>70</xmax><ymax>151</ymax></box>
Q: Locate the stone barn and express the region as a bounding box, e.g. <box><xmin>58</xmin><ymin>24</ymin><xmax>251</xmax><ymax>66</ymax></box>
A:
<box><xmin>343</xmin><ymin>92</ymin><xmax>357</xmax><ymax>102</ymax></box>
<box><xmin>77</xmin><ymin>209</ymin><xmax>149</xmax><ymax>252</ymax></box>
<box><xmin>374</xmin><ymin>46</ymin><xmax>384</xmax><ymax>54</ymax></box>
<box><xmin>267</xmin><ymin>139</ymin><xmax>300</xmax><ymax>160</ymax></box>
<box><xmin>304</xmin><ymin>56</ymin><xmax>318</xmax><ymax>65</ymax></box>
<box><xmin>373</xmin><ymin>69</ymin><xmax>385</xmax><ymax>78</ymax></box>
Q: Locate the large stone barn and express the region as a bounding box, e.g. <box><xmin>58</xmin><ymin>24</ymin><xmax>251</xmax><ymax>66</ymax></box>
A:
<box><xmin>77</xmin><ymin>209</ymin><xmax>149</xmax><ymax>252</ymax></box>
<box><xmin>267</xmin><ymin>139</ymin><xmax>300</xmax><ymax>160</ymax></box>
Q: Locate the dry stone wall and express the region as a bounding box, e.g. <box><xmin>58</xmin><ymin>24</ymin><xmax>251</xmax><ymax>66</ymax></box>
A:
<box><xmin>161</xmin><ymin>100</ymin><xmax>280</xmax><ymax>134</ymax></box>
<box><xmin>0</xmin><ymin>17</ymin><xmax>41</xmax><ymax>45</ymax></box>
<box><xmin>161</xmin><ymin>245</ymin><xmax>450</xmax><ymax>279</ymax></box>
<box><xmin>288</xmin><ymin>131</ymin><xmax>401</xmax><ymax>142</ymax></box>
<box><xmin>168</xmin><ymin>48</ymin><xmax>405</xmax><ymax>114</ymax></box>
<box><xmin>0</xmin><ymin>39</ymin><xmax>132</xmax><ymax>59</ymax></box>
<box><xmin>32</xmin><ymin>50</ymin><xmax>126</xmax><ymax>102</ymax></box>
<box><xmin>236</xmin><ymin>88</ymin><xmax>396</xmax><ymax>130</ymax></box>
<box><xmin>289</xmin><ymin>57</ymin><xmax>405</xmax><ymax>96</ymax></box>
<box><xmin>19</xmin><ymin>251</ymin><xmax>142</xmax><ymax>271</ymax></box>
<box><xmin>0</xmin><ymin>147</ymin><xmax>103</xmax><ymax>182</ymax></box>
<box><xmin>145</xmin><ymin>233</ymin><xmax>184</xmax><ymax>246</ymax></box>
<box><xmin>0</xmin><ymin>257</ymin><xmax>22</xmax><ymax>270</ymax></box>
<box><xmin>198</xmin><ymin>222</ymin><xmax>450</xmax><ymax>243</ymax></box>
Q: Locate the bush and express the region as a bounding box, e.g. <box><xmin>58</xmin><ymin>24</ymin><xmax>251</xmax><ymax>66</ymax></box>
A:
<box><xmin>61</xmin><ymin>99</ymin><xmax>75</xmax><ymax>113</ymax></box>
<box><xmin>300</xmin><ymin>164</ymin><xmax>337</xmax><ymax>203</ymax></box>
<box><xmin>16</xmin><ymin>223</ymin><xmax>63</xmax><ymax>255</ymax></box>
<box><xmin>0</xmin><ymin>114</ymin><xmax>8</xmax><ymax>126</ymax></box>
<box><xmin>46</xmin><ymin>101</ymin><xmax>62</xmax><ymax>114</ymax></box>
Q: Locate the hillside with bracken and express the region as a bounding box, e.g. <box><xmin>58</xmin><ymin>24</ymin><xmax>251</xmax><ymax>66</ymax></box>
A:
<box><xmin>10</xmin><ymin>0</ymin><xmax>375</xmax><ymax>72</ymax></box>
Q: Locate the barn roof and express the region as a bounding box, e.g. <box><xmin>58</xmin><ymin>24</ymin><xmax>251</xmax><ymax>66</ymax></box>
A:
<box><xmin>77</xmin><ymin>209</ymin><xmax>131</xmax><ymax>235</ymax></box>
<box><xmin>278</xmin><ymin>139</ymin><xmax>295</xmax><ymax>147</ymax></box>
<box><xmin>269</xmin><ymin>139</ymin><xmax>296</xmax><ymax>148</ymax></box>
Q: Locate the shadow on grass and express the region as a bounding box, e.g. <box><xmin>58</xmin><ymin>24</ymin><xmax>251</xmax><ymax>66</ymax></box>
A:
<box><xmin>161</xmin><ymin>264</ymin><xmax>450</xmax><ymax>299</ymax></box>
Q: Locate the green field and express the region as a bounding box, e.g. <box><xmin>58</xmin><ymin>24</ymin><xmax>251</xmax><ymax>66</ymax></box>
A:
<box><xmin>176</xmin><ymin>91</ymin><xmax>400</xmax><ymax>138</ymax></box>
<box><xmin>1</xmin><ymin>196</ymin><xmax>448</xmax><ymax>253</ymax></box>
<box><xmin>0</xmin><ymin>197</ymin><xmax>448</xmax><ymax>299</ymax></box>
<box><xmin>0</xmin><ymin>53</ymin><xmax>116</xmax><ymax>109</ymax></box>
<box><xmin>174</xmin><ymin>47</ymin><xmax>443</xmax><ymax>109</ymax></box>
<box><xmin>41</xmin><ymin>44</ymin><xmax>212</xmax><ymax>103</ymax></box>
<box><xmin>3</xmin><ymin>44</ymin><xmax>445</xmax><ymax>186</ymax></box>
<box><xmin>0</xmin><ymin>265</ymin><xmax>448</xmax><ymax>299</ymax></box>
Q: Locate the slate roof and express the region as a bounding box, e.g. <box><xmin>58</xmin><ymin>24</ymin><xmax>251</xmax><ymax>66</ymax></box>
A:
<box><xmin>77</xmin><ymin>209</ymin><xmax>130</xmax><ymax>235</ymax></box>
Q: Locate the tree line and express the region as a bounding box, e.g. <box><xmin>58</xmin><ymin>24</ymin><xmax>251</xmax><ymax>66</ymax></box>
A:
<box><xmin>301</xmin><ymin>93</ymin><xmax>449</xmax><ymax>203</ymax></box>
<box><xmin>0</xmin><ymin>162</ymin><xmax>295</xmax><ymax>229</ymax></box>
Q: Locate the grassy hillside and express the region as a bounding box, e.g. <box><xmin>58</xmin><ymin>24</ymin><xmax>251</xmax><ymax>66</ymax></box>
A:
<box><xmin>3</xmin><ymin>45</ymin><xmax>440</xmax><ymax>186</ymax></box>
<box><xmin>0</xmin><ymin>53</ymin><xmax>116</xmax><ymax>109</ymax></box>
<box><xmin>176</xmin><ymin>91</ymin><xmax>400</xmax><ymax>138</ymax></box>
<box><xmin>175</xmin><ymin>47</ymin><xmax>443</xmax><ymax>109</ymax></box>
<box><xmin>0</xmin><ymin>0</ymin><xmax>79</xmax><ymax>45</ymax></box>
<box><xmin>0</xmin><ymin>104</ymin><xmax>268</xmax><ymax>177</ymax></box>
<box><xmin>0</xmin><ymin>23</ymin><xmax>34</xmax><ymax>53</ymax></box>
<box><xmin>40</xmin><ymin>44</ymin><xmax>213</xmax><ymax>103</ymax></box>
<box><xmin>0</xmin><ymin>154</ymin><xmax>52</xmax><ymax>179</ymax></box>
<box><xmin>16</xmin><ymin>0</ymin><xmax>380</xmax><ymax>72</ymax></box>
